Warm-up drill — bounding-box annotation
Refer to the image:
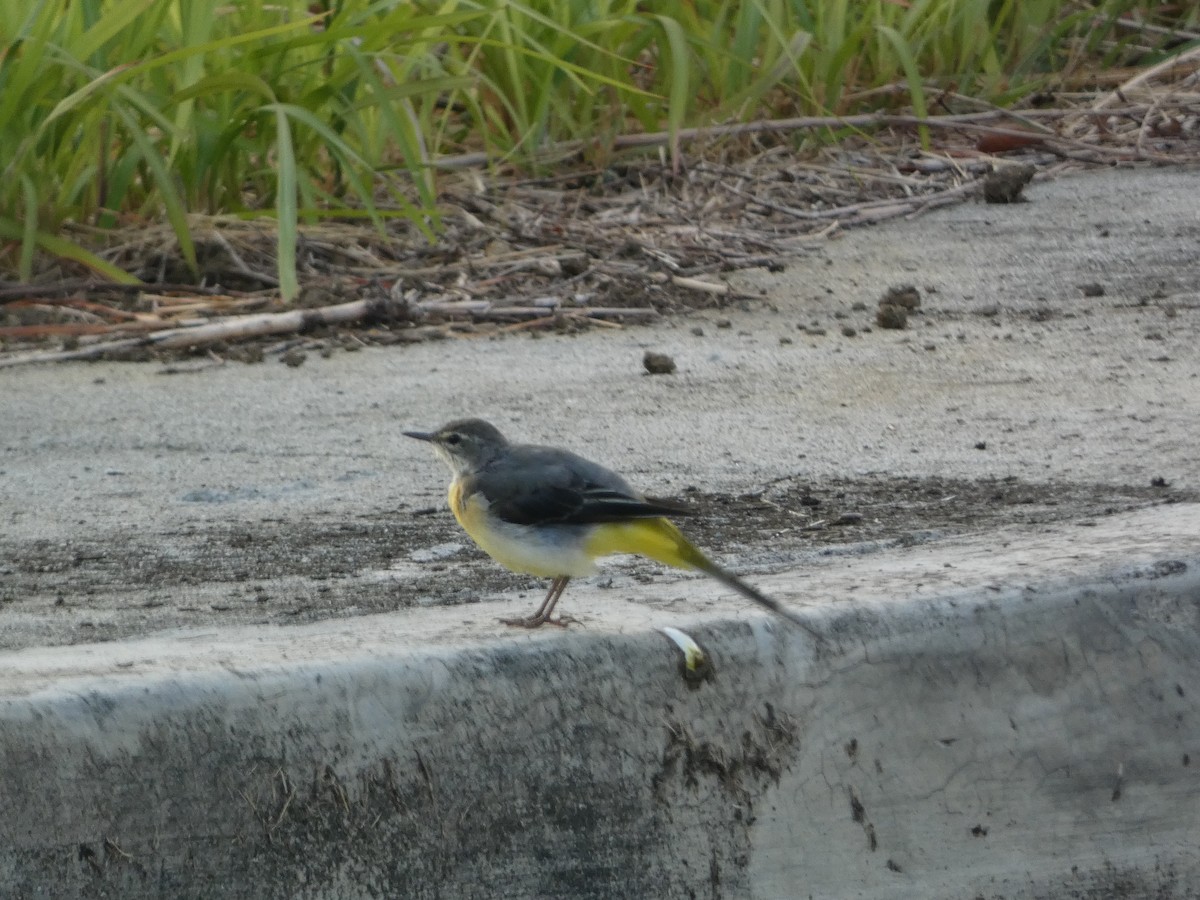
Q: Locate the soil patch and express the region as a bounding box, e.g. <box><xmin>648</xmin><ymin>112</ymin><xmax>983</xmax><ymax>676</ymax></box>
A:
<box><xmin>2</xmin><ymin>474</ymin><xmax>1190</xmax><ymax>651</ymax></box>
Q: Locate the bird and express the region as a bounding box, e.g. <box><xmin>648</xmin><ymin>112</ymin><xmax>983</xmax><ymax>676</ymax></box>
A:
<box><xmin>404</xmin><ymin>418</ymin><xmax>820</xmax><ymax>638</ymax></box>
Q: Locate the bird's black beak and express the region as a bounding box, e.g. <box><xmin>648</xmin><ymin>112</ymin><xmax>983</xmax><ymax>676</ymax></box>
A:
<box><xmin>403</xmin><ymin>430</ymin><xmax>435</xmax><ymax>442</ymax></box>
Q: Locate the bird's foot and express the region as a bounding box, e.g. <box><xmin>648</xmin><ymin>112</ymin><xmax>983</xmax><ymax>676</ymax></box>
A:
<box><xmin>500</xmin><ymin>613</ymin><xmax>581</xmax><ymax>629</ymax></box>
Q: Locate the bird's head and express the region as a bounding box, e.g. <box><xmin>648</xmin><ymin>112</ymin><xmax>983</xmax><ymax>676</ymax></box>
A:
<box><xmin>404</xmin><ymin>418</ymin><xmax>509</xmax><ymax>477</ymax></box>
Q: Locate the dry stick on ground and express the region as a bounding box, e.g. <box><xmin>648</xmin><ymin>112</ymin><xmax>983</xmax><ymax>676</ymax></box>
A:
<box><xmin>0</xmin><ymin>299</ymin><xmax>658</xmax><ymax>367</ymax></box>
<box><xmin>495</xmin><ymin>311</ymin><xmax>631</xmax><ymax>333</ymax></box>
<box><xmin>422</xmin><ymin>303</ymin><xmax>657</xmax><ymax>320</ymax></box>
<box><xmin>340</xmin><ymin>245</ymin><xmax>574</xmax><ymax>278</ymax></box>
<box><xmin>209</xmin><ymin>229</ymin><xmax>280</xmax><ymax>287</ymax></box>
<box><xmin>0</xmin><ymin>280</ymin><xmax>252</xmax><ymax>303</ymax></box>
<box><xmin>668</xmin><ymin>275</ymin><xmax>732</xmax><ymax>296</ymax></box>
<box><xmin>429</xmin><ymin>106</ymin><xmax>1195</xmax><ymax>170</ymax></box>
<box><xmin>1093</xmin><ymin>44</ymin><xmax>1200</xmax><ymax>110</ymax></box>
<box><xmin>905</xmin><ymin>182</ymin><xmax>987</xmax><ymax>219</ymax></box>
<box><xmin>0</xmin><ymin>298</ymin><xmax>379</xmax><ymax>367</ymax></box>
<box><xmin>3</xmin><ymin>296</ymin><xmax>143</xmax><ymax>321</ymax></box>
<box><xmin>722</xmin><ymin>177</ymin><xmax>980</xmax><ymax>225</ymax></box>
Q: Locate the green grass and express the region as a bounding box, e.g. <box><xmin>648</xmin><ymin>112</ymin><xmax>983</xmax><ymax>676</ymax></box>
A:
<box><xmin>0</xmin><ymin>0</ymin><xmax>1194</xmax><ymax>296</ymax></box>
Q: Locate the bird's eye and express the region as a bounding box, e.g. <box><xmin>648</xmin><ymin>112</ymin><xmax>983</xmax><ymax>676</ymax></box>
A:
<box><xmin>445</xmin><ymin>433</ymin><xmax>462</xmax><ymax>446</ymax></box>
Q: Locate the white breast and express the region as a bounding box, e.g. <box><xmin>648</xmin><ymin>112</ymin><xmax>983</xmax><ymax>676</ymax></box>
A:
<box><xmin>455</xmin><ymin>491</ymin><xmax>598</xmax><ymax>578</ymax></box>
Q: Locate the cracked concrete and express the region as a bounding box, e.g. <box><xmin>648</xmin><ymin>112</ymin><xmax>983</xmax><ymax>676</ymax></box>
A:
<box><xmin>2</xmin><ymin>166</ymin><xmax>1200</xmax><ymax>897</ymax></box>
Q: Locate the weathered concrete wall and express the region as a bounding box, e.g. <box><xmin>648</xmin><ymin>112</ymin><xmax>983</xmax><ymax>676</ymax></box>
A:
<box><xmin>2</xmin><ymin>506</ymin><xmax>1198</xmax><ymax>899</ymax></box>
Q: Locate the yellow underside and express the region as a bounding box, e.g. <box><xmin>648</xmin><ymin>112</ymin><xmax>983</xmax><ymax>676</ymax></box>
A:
<box><xmin>449</xmin><ymin>478</ymin><xmax>706</xmax><ymax>577</ymax></box>
<box><xmin>582</xmin><ymin>518</ymin><xmax>704</xmax><ymax>570</ymax></box>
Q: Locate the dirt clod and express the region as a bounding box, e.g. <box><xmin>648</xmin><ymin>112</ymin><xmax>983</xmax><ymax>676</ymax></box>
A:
<box><xmin>876</xmin><ymin>305</ymin><xmax>908</xmax><ymax>329</ymax></box>
<box><xmin>983</xmin><ymin>164</ymin><xmax>1036</xmax><ymax>203</ymax></box>
<box><xmin>882</xmin><ymin>285</ymin><xmax>921</xmax><ymax>310</ymax></box>
<box><xmin>643</xmin><ymin>351</ymin><xmax>677</xmax><ymax>374</ymax></box>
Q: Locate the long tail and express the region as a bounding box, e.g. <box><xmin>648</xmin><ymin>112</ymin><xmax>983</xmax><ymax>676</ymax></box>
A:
<box><xmin>587</xmin><ymin>518</ymin><xmax>823</xmax><ymax>640</ymax></box>
<box><xmin>688</xmin><ymin>551</ymin><xmax>824</xmax><ymax>642</ymax></box>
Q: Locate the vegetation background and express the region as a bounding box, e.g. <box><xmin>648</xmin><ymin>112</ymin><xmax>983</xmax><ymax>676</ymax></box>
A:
<box><xmin>1</xmin><ymin>0</ymin><xmax>1196</xmax><ymax>299</ymax></box>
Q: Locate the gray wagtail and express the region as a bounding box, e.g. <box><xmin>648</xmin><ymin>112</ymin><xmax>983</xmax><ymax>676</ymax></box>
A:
<box><xmin>405</xmin><ymin>418</ymin><xmax>819</xmax><ymax>637</ymax></box>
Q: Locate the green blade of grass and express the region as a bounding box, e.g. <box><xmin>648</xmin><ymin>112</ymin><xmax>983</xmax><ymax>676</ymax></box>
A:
<box><xmin>167</xmin><ymin>0</ymin><xmax>217</xmax><ymax>163</ymax></box>
<box><xmin>168</xmin><ymin>71</ymin><xmax>279</xmax><ymax>105</ymax></box>
<box><xmin>114</xmin><ymin>104</ymin><xmax>198</xmax><ymax>276</ymax></box>
<box><xmin>876</xmin><ymin>24</ymin><xmax>930</xmax><ymax>147</ymax></box>
<box><xmin>651</xmin><ymin>14</ymin><xmax>691</xmax><ymax>166</ymax></box>
<box><xmin>73</xmin><ymin>0</ymin><xmax>158</xmax><ymax>62</ymax></box>
<box><xmin>345</xmin><ymin>48</ymin><xmax>435</xmax><ymax>208</ymax></box>
<box><xmin>0</xmin><ymin>217</ymin><xmax>141</xmax><ymax>283</ymax></box>
<box><xmin>18</xmin><ymin>175</ymin><xmax>38</xmax><ymax>282</ymax></box>
<box><xmin>269</xmin><ymin>105</ymin><xmax>300</xmax><ymax>302</ymax></box>
<box><xmin>274</xmin><ymin>103</ymin><xmax>380</xmax><ymax>215</ymax></box>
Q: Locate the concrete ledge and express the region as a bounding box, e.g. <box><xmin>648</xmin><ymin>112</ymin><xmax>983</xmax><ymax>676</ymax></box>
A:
<box><xmin>3</xmin><ymin>505</ymin><xmax>1199</xmax><ymax>899</ymax></box>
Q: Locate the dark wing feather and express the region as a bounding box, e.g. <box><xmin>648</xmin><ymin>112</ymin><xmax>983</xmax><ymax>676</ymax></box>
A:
<box><xmin>475</xmin><ymin>445</ymin><xmax>693</xmax><ymax>526</ymax></box>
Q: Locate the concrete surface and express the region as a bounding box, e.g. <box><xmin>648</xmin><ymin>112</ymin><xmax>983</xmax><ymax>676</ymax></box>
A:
<box><xmin>2</xmin><ymin>507</ymin><xmax>1197</xmax><ymax>899</ymax></box>
<box><xmin>2</xmin><ymin>166</ymin><xmax>1199</xmax><ymax>897</ymax></box>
